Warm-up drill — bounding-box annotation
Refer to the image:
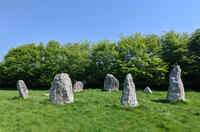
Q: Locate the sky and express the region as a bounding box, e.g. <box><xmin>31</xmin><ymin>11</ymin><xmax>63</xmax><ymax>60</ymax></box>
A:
<box><xmin>0</xmin><ymin>0</ymin><xmax>200</xmax><ymax>61</ymax></box>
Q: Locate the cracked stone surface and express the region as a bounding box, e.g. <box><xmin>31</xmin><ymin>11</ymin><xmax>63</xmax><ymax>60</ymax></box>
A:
<box><xmin>121</xmin><ymin>73</ymin><xmax>138</xmax><ymax>107</ymax></box>
<box><xmin>73</xmin><ymin>81</ymin><xmax>84</xmax><ymax>92</ymax></box>
<box><xmin>104</xmin><ymin>74</ymin><xmax>119</xmax><ymax>92</ymax></box>
<box><xmin>50</xmin><ymin>73</ymin><xmax>74</xmax><ymax>104</ymax></box>
<box><xmin>17</xmin><ymin>80</ymin><xmax>28</xmax><ymax>99</ymax></box>
<box><xmin>167</xmin><ymin>66</ymin><xmax>185</xmax><ymax>101</ymax></box>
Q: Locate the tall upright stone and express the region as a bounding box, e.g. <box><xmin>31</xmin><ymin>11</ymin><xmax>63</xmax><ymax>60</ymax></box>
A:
<box><xmin>121</xmin><ymin>73</ymin><xmax>138</xmax><ymax>107</ymax></box>
<box><xmin>17</xmin><ymin>80</ymin><xmax>29</xmax><ymax>99</ymax></box>
<box><xmin>73</xmin><ymin>81</ymin><xmax>84</xmax><ymax>92</ymax></box>
<box><xmin>104</xmin><ymin>74</ymin><xmax>119</xmax><ymax>91</ymax></box>
<box><xmin>50</xmin><ymin>73</ymin><xmax>74</xmax><ymax>104</ymax></box>
<box><xmin>167</xmin><ymin>66</ymin><xmax>185</xmax><ymax>101</ymax></box>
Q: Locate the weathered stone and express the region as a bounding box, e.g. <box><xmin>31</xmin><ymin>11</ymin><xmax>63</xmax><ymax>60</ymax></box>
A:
<box><xmin>43</xmin><ymin>93</ymin><xmax>49</xmax><ymax>96</ymax></box>
<box><xmin>104</xmin><ymin>74</ymin><xmax>119</xmax><ymax>91</ymax></box>
<box><xmin>17</xmin><ymin>80</ymin><xmax>28</xmax><ymax>99</ymax></box>
<box><xmin>121</xmin><ymin>73</ymin><xmax>138</xmax><ymax>107</ymax></box>
<box><xmin>50</xmin><ymin>73</ymin><xmax>74</xmax><ymax>104</ymax></box>
<box><xmin>167</xmin><ymin>66</ymin><xmax>185</xmax><ymax>101</ymax></box>
<box><xmin>73</xmin><ymin>81</ymin><xmax>84</xmax><ymax>92</ymax></box>
<box><xmin>144</xmin><ymin>87</ymin><xmax>152</xmax><ymax>94</ymax></box>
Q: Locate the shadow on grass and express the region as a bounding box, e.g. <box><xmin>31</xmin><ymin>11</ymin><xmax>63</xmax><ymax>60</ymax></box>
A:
<box><xmin>8</xmin><ymin>96</ymin><xmax>21</xmax><ymax>100</ymax></box>
<box><xmin>105</xmin><ymin>104</ymin><xmax>144</xmax><ymax>112</ymax></box>
<box><xmin>105</xmin><ymin>104</ymin><xmax>124</xmax><ymax>110</ymax></box>
<box><xmin>101</xmin><ymin>89</ymin><xmax>108</xmax><ymax>92</ymax></box>
<box><xmin>151</xmin><ymin>99</ymin><xmax>168</xmax><ymax>104</ymax></box>
<box><xmin>8</xmin><ymin>96</ymin><xmax>32</xmax><ymax>101</ymax></box>
<box><xmin>169</xmin><ymin>100</ymin><xmax>188</xmax><ymax>105</ymax></box>
<box><xmin>100</xmin><ymin>89</ymin><xmax>121</xmax><ymax>93</ymax></box>
<box><xmin>193</xmin><ymin>112</ymin><xmax>200</xmax><ymax>116</ymax></box>
<box><xmin>40</xmin><ymin>99</ymin><xmax>51</xmax><ymax>105</ymax></box>
<box><xmin>151</xmin><ymin>99</ymin><xmax>188</xmax><ymax>105</ymax></box>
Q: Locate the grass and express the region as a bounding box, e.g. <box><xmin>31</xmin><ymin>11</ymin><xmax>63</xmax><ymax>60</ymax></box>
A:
<box><xmin>0</xmin><ymin>89</ymin><xmax>200</xmax><ymax>132</ymax></box>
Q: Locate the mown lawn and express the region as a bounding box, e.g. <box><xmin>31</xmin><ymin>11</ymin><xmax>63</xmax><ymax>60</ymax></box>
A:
<box><xmin>0</xmin><ymin>89</ymin><xmax>200</xmax><ymax>132</ymax></box>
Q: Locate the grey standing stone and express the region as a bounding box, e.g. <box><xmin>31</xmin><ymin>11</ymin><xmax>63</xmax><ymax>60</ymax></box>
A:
<box><xmin>50</xmin><ymin>73</ymin><xmax>74</xmax><ymax>104</ymax></box>
<box><xmin>167</xmin><ymin>66</ymin><xmax>185</xmax><ymax>101</ymax></box>
<box><xmin>121</xmin><ymin>73</ymin><xmax>138</xmax><ymax>107</ymax></box>
<box><xmin>144</xmin><ymin>87</ymin><xmax>152</xmax><ymax>94</ymax></box>
<box><xmin>104</xmin><ymin>74</ymin><xmax>119</xmax><ymax>91</ymax></box>
<box><xmin>73</xmin><ymin>81</ymin><xmax>84</xmax><ymax>92</ymax></box>
<box><xmin>17</xmin><ymin>80</ymin><xmax>28</xmax><ymax>99</ymax></box>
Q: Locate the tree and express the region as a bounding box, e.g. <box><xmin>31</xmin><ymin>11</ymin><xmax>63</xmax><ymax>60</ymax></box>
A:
<box><xmin>89</xmin><ymin>40</ymin><xmax>119</xmax><ymax>86</ymax></box>
<box><xmin>0</xmin><ymin>40</ymin><xmax>91</xmax><ymax>87</ymax></box>
<box><xmin>1</xmin><ymin>43</ymin><xmax>43</xmax><ymax>86</ymax></box>
<box><xmin>160</xmin><ymin>30</ymin><xmax>191</xmax><ymax>89</ymax></box>
<box><xmin>38</xmin><ymin>40</ymin><xmax>63</xmax><ymax>86</ymax></box>
<box><xmin>160</xmin><ymin>30</ymin><xmax>189</xmax><ymax>69</ymax></box>
<box><xmin>62</xmin><ymin>41</ymin><xmax>91</xmax><ymax>83</ymax></box>
<box><xmin>187</xmin><ymin>28</ymin><xmax>200</xmax><ymax>90</ymax></box>
<box><xmin>1</xmin><ymin>28</ymin><xmax>199</xmax><ymax>90</ymax></box>
<box><xmin>117</xmin><ymin>33</ymin><xmax>167</xmax><ymax>88</ymax></box>
<box><xmin>189</xmin><ymin>28</ymin><xmax>200</xmax><ymax>56</ymax></box>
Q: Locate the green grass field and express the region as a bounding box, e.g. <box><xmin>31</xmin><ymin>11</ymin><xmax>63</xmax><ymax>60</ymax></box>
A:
<box><xmin>0</xmin><ymin>89</ymin><xmax>200</xmax><ymax>132</ymax></box>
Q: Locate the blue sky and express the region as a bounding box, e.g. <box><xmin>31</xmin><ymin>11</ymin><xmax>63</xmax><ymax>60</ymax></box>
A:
<box><xmin>0</xmin><ymin>0</ymin><xmax>200</xmax><ymax>61</ymax></box>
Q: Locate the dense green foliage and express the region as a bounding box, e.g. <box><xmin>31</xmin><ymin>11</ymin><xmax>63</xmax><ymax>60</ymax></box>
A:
<box><xmin>0</xmin><ymin>41</ymin><xmax>90</xmax><ymax>87</ymax></box>
<box><xmin>0</xmin><ymin>89</ymin><xmax>200</xmax><ymax>131</ymax></box>
<box><xmin>187</xmin><ymin>29</ymin><xmax>200</xmax><ymax>88</ymax></box>
<box><xmin>89</xmin><ymin>40</ymin><xmax>120</xmax><ymax>86</ymax></box>
<box><xmin>117</xmin><ymin>34</ymin><xmax>167</xmax><ymax>88</ymax></box>
<box><xmin>0</xmin><ymin>28</ymin><xmax>200</xmax><ymax>90</ymax></box>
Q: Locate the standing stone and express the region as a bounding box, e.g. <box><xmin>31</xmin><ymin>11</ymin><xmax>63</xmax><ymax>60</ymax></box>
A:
<box><xmin>167</xmin><ymin>66</ymin><xmax>185</xmax><ymax>101</ymax></box>
<box><xmin>50</xmin><ymin>73</ymin><xmax>74</xmax><ymax>104</ymax></box>
<box><xmin>121</xmin><ymin>73</ymin><xmax>138</xmax><ymax>107</ymax></box>
<box><xmin>144</xmin><ymin>87</ymin><xmax>152</xmax><ymax>94</ymax></box>
<box><xmin>73</xmin><ymin>81</ymin><xmax>84</xmax><ymax>92</ymax></box>
<box><xmin>104</xmin><ymin>74</ymin><xmax>119</xmax><ymax>91</ymax></box>
<box><xmin>17</xmin><ymin>80</ymin><xmax>28</xmax><ymax>99</ymax></box>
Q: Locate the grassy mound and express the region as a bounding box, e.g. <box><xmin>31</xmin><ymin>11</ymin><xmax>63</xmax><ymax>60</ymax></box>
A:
<box><xmin>0</xmin><ymin>89</ymin><xmax>200</xmax><ymax>132</ymax></box>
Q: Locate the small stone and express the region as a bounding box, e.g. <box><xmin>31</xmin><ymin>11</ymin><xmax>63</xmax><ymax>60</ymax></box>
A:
<box><xmin>167</xmin><ymin>65</ymin><xmax>185</xmax><ymax>101</ymax></box>
<box><xmin>121</xmin><ymin>73</ymin><xmax>138</xmax><ymax>107</ymax></box>
<box><xmin>17</xmin><ymin>80</ymin><xmax>28</xmax><ymax>99</ymax></box>
<box><xmin>73</xmin><ymin>81</ymin><xmax>84</xmax><ymax>92</ymax></box>
<box><xmin>144</xmin><ymin>87</ymin><xmax>152</xmax><ymax>94</ymax></box>
<box><xmin>50</xmin><ymin>73</ymin><xmax>74</xmax><ymax>104</ymax></box>
<box><xmin>104</xmin><ymin>74</ymin><xmax>119</xmax><ymax>91</ymax></box>
<box><xmin>43</xmin><ymin>93</ymin><xmax>49</xmax><ymax>96</ymax></box>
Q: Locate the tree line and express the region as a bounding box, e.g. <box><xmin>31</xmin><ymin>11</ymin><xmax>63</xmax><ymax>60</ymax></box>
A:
<box><xmin>0</xmin><ymin>29</ymin><xmax>200</xmax><ymax>90</ymax></box>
